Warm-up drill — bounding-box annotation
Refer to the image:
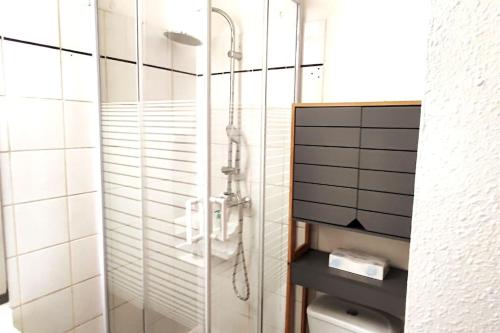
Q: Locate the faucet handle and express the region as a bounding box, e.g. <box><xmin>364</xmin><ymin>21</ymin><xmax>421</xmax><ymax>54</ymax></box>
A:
<box><xmin>221</xmin><ymin>166</ymin><xmax>238</xmax><ymax>175</ymax></box>
<box><xmin>227</xmin><ymin>50</ymin><xmax>242</xmax><ymax>60</ymax></box>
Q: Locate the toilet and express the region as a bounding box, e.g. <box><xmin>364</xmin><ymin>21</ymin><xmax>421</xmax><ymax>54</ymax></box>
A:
<box><xmin>307</xmin><ymin>295</ymin><xmax>403</xmax><ymax>333</ymax></box>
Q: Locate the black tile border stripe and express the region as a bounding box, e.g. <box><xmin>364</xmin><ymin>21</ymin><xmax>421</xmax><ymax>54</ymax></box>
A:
<box><xmin>100</xmin><ymin>53</ymin><xmax>324</xmax><ymax>77</ymax></box>
<box><xmin>143</xmin><ymin>63</ymin><xmax>196</xmax><ymax>76</ymax></box>
<box><xmin>210</xmin><ymin>63</ymin><xmax>324</xmax><ymax>76</ymax></box>
<box><xmin>102</xmin><ymin>55</ymin><xmax>136</xmax><ymax>65</ymax></box>
<box><xmin>3</xmin><ymin>36</ymin><xmax>60</xmax><ymax>51</ymax></box>
<box><xmin>2</xmin><ymin>36</ymin><xmax>93</xmax><ymax>56</ymax></box>
<box><xmin>1</xmin><ymin>35</ymin><xmax>324</xmax><ymax>78</ymax></box>
<box><xmin>61</xmin><ymin>48</ymin><xmax>93</xmax><ymax>56</ymax></box>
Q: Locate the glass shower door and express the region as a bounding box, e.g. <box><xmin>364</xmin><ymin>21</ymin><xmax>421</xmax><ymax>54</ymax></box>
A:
<box><xmin>98</xmin><ymin>0</ymin><xmax>208</xmax><ymax>332</ymax></box>
<box><xmin>138</xmin><ymin>0</ymin><xmax>268</xmax><ymax>332</ymax></box>
<box><xmin>140</xmin><ymin>0</ymin><xmax>208</xmax><ymax>332</ymax></box>
<box><xmin>97</xmin><ymin>0</ymin><xmax>145</xmax><ymax>332</ymax></box>
<box><xmin>98</xmin><ymin>0</ymin><xmax>299</xmax><ymax>332</ymax></box>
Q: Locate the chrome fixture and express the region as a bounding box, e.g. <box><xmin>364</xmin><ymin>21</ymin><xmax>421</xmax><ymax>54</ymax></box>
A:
<box><xmin>166</xmin><ymin>7</ymin><xmax>250</xmax><ymax>302</ymax></box>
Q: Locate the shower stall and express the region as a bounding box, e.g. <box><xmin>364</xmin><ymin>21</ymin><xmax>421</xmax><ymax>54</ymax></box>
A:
<box><xmin>97</xmin><ymin>0</ymin><xmax>303</xmax><ymax>332</ymax></box>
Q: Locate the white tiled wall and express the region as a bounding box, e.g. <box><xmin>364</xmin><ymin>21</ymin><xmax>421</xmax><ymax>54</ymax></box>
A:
<box><xmin>59</xmin><ymin>0</ymin><xmax>95</xmax><ymax>53</ymax></box>
<box><xmin>0</xmin><ymin>0</ymin><xmax>60</xmax><ymax>46</ymax></box>
<box><xmin>2</xmin><ymin>42</ymin><xmax>62</xmax><ymax>99</ymax></box>
<box><xmin>0</xmin><ymin>1</ymin><xmax>105</xmax><ymax>332</ymax></box>
<box><xmin>7</xmin><ymin>99</ymin><xmax>65</xmax><ymax>151</ymax></box>
<box><xmin>62</xmin><ymin>52</ymin><xmax>96</xmax><ymax>101</ymax></box>
<box><xmin>14</xmin><ymin>198</ymin><xmax>69</xmax><ymax>254</ymax></box>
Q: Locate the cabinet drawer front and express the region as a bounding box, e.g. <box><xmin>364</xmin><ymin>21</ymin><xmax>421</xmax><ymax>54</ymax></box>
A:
<box><xmin>295</xmin><ymin>107</ymin><xmax>361</xmax><ymax>126</ymax></box>
<box><xmin>295</xmin><ymin>127</ymin><xmax>360</xmax><ymax>147</ymax></box>
<box><xmin>361</xmin><ymin>129</ymin><xmax>419</xmax><ymax>150</ymax></box>
<box><xmin>359</xmin><ymin>170</ymin><xmax>415</xmax><ymax>195</ymax></box>
<box><xmin>362</xmin><ymin>106</ymin><xmax>420</xmax><ymax>128</ymax></box>
<box><xmin>295</xmin><ymin>146</ymin><xmax>359</xmax><ymax>168</ymax></box>
<box><xmin>360</xmin><ymin>149</ymin><xmax>417</xmax><ymax>173</ymax></box>
<box><xmin>358</xmin><ymin>190</ymin><xmax>414</xmax><ymax>216</ymax></box>
<box><xmin>293</xmin><ymin>200</ymin><xmax>356</xmax><ymax>226</ymax></box>
<box><xmin>294</xmin><ymin>164</ymin><xmax>358</xmax><ymax>187</ymax></box>
<box><xmin>357</xmin><ymin>211</ymin><xmax>411</xmax><ymax>238</ymax></box>
<box><xmin>294</xmin><ymin>182</ymin><xmax>357</xmax><ymax>207</ymax></box>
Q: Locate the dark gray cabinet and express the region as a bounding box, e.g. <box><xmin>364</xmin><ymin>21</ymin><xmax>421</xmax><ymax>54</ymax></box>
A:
<box><xmin>295</xmin><ymin>106</ymin><xmax>361</xmax><ymax>126</ymax></box>
<box><xmin>291</xmin><ymin>103</ymin><xmax>421</xmax><ymax>239</ymax></box>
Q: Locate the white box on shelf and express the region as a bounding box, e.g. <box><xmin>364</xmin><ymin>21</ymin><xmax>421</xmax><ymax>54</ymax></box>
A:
<box><xmin>328</xmin><ymin>249</ymin><xmax>389</xmax><ymax>280</ymax></box>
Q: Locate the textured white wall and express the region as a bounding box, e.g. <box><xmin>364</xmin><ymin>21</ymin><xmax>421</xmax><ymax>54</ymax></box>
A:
<box><xmin>405</xmin><ymin>1</ymin><xmax>500</xmax><ymax>332</ymax></box>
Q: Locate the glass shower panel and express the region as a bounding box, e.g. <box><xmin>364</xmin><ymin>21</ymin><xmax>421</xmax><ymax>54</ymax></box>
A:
<box><xmin>262</xmin><ymin>1</ymin><xmax>298</xmax><ymax>332</ymax></box>
<box><xmin>97</xmin><ymin>1</ymin><xmax>145</xmax><ymax>333</ymax></box>
<box><xmin>141</xmin><ymin>0</ymin><xmax>206</xmax><ymax>332</ymax></box>
<box><xmin>208</xmin><ymin>1</ymin><xmax>265</xmax><ymax>332</ymax></box>
<box><xmin>98</xmin><ymin>1</ymin><xmax>299</xmax><ymax>332</ymax></box>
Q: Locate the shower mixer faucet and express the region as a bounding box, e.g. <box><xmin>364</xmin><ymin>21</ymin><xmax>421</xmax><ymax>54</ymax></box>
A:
<box><xmin>210</xmin><ymin>194</ymin><xmax>250</xmax><ymax>242</ymax></box>
<box><xmin>227</xmin><ymin>50</ymin><xmax>242</xmax><ymax>60</ymax></box>
<box><xmin>221</xmin><ymin>166</ymin><xmax>238</xmax><ymax>175</ymax></box>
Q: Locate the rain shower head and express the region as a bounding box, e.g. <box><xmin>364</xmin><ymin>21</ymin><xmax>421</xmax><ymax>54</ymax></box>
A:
<box><xmin>163</xmin><ymin>31</ymin><xmax>202</xmax><ymax>46</ymax></box>
<box><xmin>163</xmin><ymin>7</ymin><xmax>236</xmax><ymax>47</ymax></box>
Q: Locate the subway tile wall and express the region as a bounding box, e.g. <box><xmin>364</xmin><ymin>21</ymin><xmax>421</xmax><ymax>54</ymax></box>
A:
<box><xmin>0</xmin><ymin>0</ymin><xmax>105</xmax><ymax>332</ymax></box>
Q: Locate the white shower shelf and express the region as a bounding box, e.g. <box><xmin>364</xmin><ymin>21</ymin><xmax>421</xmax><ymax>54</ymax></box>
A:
<box><xmin>173</xmin><ymin>212</ymin><xmax>241</xmax><ymax>266</ymax></box>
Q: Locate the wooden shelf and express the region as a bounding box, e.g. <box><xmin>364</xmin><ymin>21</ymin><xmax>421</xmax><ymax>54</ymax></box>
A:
<box><xmin>290</xmin><ymin>249</ymin><xmax>407</xmax><ymax>319</ymax></box>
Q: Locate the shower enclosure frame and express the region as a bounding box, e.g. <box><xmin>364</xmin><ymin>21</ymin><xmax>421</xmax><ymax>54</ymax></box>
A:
<box><xmin>94</xmin><ymin>0</ymin><xmax>304</xmax><ymax>332</ymax></box>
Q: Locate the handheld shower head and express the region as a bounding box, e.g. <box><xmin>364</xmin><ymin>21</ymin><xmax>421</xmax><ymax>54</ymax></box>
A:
<box><xmin>226</xmin><ymin>125</ymin><xmax>240</xmax><ymax>143</ymax></box>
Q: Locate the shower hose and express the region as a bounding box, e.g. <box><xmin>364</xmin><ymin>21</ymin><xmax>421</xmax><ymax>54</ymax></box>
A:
<box><xmin>232</xmin><ymin>204</ymin><xmax>250</xmax><ymax>301</ymax></box>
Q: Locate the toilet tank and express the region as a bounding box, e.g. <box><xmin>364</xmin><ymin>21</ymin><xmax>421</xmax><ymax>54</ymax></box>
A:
<box><xmin>307</xmin><ymin>295</ymin><xmax>403</xmax><ymax>333</ymax></box>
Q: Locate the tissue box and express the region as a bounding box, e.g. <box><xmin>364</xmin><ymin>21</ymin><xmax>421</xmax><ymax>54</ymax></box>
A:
<box><xmin>328</xmin><ymin>249</ymin><xmax>389</xmax><ymax>280</ymax></box>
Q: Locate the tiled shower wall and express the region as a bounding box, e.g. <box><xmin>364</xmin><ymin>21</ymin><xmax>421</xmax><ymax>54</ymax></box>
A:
<box><xmin>0</xmin><ymin>1</ymin><xmax>105</xmax><ymax>332</ymax></box>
